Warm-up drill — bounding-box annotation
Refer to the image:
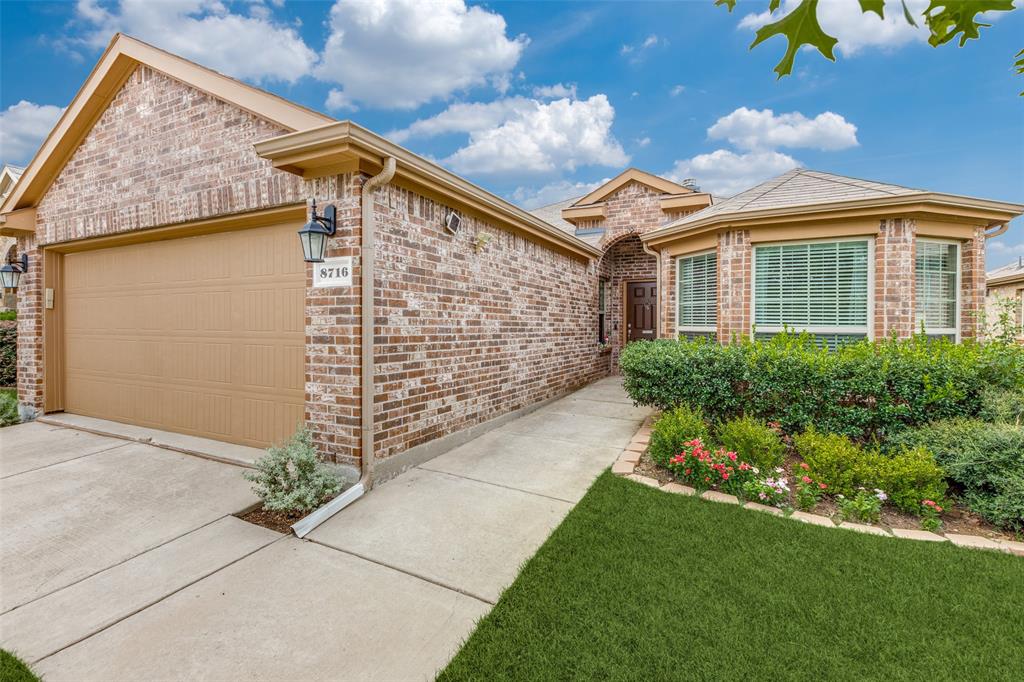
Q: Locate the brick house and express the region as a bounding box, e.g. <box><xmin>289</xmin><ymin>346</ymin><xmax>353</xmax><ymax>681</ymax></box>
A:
<box><xmin>1</xmin><ymin>35</ymin><xmax>1021</xmax><ymax>483</ymax></box>
<box><xmin>985</xmin><ymin>258</ymin><xmax>1024</xmax><ymax>342</ymax></box>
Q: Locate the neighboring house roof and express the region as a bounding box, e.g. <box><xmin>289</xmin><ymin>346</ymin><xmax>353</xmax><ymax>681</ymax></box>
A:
<box><xmin>0</xmin><ymin>165</ymin><xmax>24</xmax><ymax>201</ymax></box>
<box><xmin>0</xmin><ymin>33</ymin><xmax>333</xmax><ymax>218</ymax></box>
<box><xmin>987</xmin><ymin>257</ymin><xmax>1024</xmax><ymax>287</ymax></box>
<box><xmin>644</xmin><ymin>168</ymin><xmax>1024</xmax><ymax>244</ymax></box>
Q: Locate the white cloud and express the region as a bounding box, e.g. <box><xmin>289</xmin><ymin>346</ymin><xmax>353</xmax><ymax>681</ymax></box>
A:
<box><xmin>325</xmin><ymin>89</ymin><xmax>358</xmax><ymax>112</ymax></box>
<box><xmin>532</xmin><ymin>83</ymin><xmax>577</xmax><ymax>99</ymax></box>
<box><xmin>442</xmin><ymin>95</ymin><xmax>629</xmax><ymax>177</ymax></box>
<box><xmin>315</xmin><ymin>0</ymin><xmax>527</xmax><ymax>110</ymax></box>
<box><xmin>708</xmin><ymin>107</ymin><xmax>858</xmax><ymax>151</ymax></box>
<box><xmin>393</xmin><ymin>94</ymin><xmax>629</xmax><ymax>179</ymax></box>
<box><xmin>511</xmin><ymin>178</ymin><xmax>610</xmax><ymax>209</ymax></box>
<box><xmin>738</xmin><ymin>0</ymin><xmax>931</xmax><ymax>56</ymax></box>
<box><xmin>669</xmin><ymin>84</ymin><xmax>686</xmax><ymax>96</ymax></box>
<box><xmin>0</xmin><ymin>101</ymin><xmax>65</xmax><ymax>164</ymax></box>
<box><xmin>74</xmin><ymin>0</ymin><xmax>317</xmax><ymax>83</ymax></box>
<box><xmin>635</xmin><ymin>136</ymin><xmax>651</xmax><ymax>148</ymax></box>
<box><xmin>621</xmin><ymin>34</ymin><xmax>662</xmax><ymax>61</ymax></box>
<box><xmin>665</xmin><ymin>149</ymin><xmax>800</xmax><ymax>197</ymax></box>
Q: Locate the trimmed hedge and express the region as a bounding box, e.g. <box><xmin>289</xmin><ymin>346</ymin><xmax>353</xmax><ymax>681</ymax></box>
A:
<box><xmin>620</xmin><ymin>333</ymin><xmax>1024</xmax><ymax>444</ymax></box>
<box><xmin>0</xmin><ymin>320</ymin><xmax>15</xmax><ymax>388</ymax></box>
<box><xmin>648</xmin><ymin>405</ymin><xmax>710</xmax><ymax>468</ymax></box>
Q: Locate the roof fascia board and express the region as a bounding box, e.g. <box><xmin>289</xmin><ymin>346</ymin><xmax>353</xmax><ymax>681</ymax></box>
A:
<box><xmin>644</xmin><ymin>194</ymin><xmax>1024</xmax><ymax>245</ymax></box>
<box><xmin>0</xmin><ymin>33</ymin><xmax>332</xmax><ymax>215</ymax></box>
<box><xmin>573</xmin><ymin>168</ymin><xmax>694</xmax><ymax>206</ymax></box>
<box><xmin>0</xmin><ymin>207</ymin><xmax>36</xmax><ymax>236</ymax></box>
<box><xmin>660</xmin><ymin>193</ymin><xmax>713</xmax><ymax>210</ymax></box>
<box><xmin>254</xmin><ymin>121</ymin><xmax>602</xmax><ymax>261</ymax></box>
<box><xmin>561</xmin><ymin>204</ymin><xmax>606</xmax><ymax>221</ymax></box>
<box><xmin>987</xmin><ymin>273</ymin><xmax>1024</xmax><ymax>287</ymax></box>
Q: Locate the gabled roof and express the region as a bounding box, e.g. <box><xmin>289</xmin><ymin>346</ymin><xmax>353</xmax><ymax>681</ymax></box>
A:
<box><xmin>0</xmin><ymin>33</ymin><xmax>333</xmax><ymax>215</ymax></box>
<box><xmin>987</xmin><ymin>257</ymin><xmax>1024</xmax><ymax>286</ymax></box>
<box><xmin>644</xmin><ymin>168</ymin><xmax>1024</xmax><ymax>244</ymax></box>
<box><xmin>0</xmin><ymin>165</ymin><xmax>24</xmax><ymax>199</ymax></box>
<box><xmin>571</xmin><ymin>168</ymin><xmax>696</xmax><ymax>206</ymax></box>
<box><xmin>528</xmin><ymin>196</ymin><xmax>582</xmax><ymax>235</ymax></box>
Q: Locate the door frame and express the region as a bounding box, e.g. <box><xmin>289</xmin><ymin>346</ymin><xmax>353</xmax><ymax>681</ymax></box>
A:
<box><xmin>39</xmin><ymin>203</ymin><xmax>306</xmax><ymax>415</ymax></box>
<box><xmin>621</xmin><ymin>278</ymin><xmax>658</xmax><ymax>347</ymax></box>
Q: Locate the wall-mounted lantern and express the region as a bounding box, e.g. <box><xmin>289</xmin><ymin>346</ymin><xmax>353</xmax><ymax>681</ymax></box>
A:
<box><xmin>0</xmin><ymin>253</ymin><xmax>28</xmax><ymax>290</ymax></box>
<box><xmin>298</xmin><ymin>201</ymin><xmax>337</xmax><ymax>263</ymax></box>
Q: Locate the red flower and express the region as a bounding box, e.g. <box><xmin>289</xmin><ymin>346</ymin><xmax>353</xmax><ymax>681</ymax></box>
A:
<box><xmin>721</xmin><ymin>472</ymin><xmax>730</xmax><ymax>480</ymax></box>
<box><xmin>684</xmin><ymin>468</ymin><xmax>691</xmax><ymax>475</ymax></box>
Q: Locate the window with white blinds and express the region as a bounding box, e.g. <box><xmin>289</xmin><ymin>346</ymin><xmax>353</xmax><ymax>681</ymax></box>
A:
<box><xmin>915</xmin><ymin>239</ymin><xmax>959</xmax><ymax>339</ymax></box>
<box><xmin>754</xmin><ymin>239</ymin><xmax>870</xmax><ymax>342</ymax></box>
<box><xmin>676</xmin><ymin>250</ymin><xmax>717</xmax><ymax>337</ymax></box>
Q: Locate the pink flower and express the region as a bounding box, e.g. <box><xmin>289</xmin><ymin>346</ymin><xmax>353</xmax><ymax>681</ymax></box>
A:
<box><xmin>800</xmin><ymin>462</ymin><xmax>810</xmax><ymax>471</ymax></box>
<box><xmin>819</xmin><ymin>483</ymin><xmax>827</xmax><ymax>490</ymax></box>
<box><xmin>727</xmin><ymin>452</ymin><xmax>737</xmax><ymax>462</ymax></box>
<box><xmin>722</xmin><ymin>472</ymin><xmax>730</xmax><ymax>480</ymax></box>
<box><xmin>801</xmin><ymin>476</ymin><xmax>812</xmax><ymax>485</ymax></box>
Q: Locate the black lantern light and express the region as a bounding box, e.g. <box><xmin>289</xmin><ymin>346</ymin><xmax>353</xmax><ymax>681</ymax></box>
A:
<box><xmin>0</xmin><ymin>253</ymin><xmax>28</xmax><ymax>290</ymax></box>
<box><xmin>298</xmin><ymin>201</ymin><xmax>337</xmax><ymax>263</ymax></box>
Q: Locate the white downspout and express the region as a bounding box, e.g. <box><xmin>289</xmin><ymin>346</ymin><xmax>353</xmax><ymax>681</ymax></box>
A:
<box><xmin>642</xmin><ymin>242</ymin><xmax>663</xmax><ymax>338</ymax></box>
<box><xmin>292</xmin><ymin>156</ymin><xmax>397</xmax><ymax>538</ymax></box>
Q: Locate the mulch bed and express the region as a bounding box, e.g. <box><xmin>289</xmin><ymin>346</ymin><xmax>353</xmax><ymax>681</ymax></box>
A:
<box><xmin>236</xmin><ymin>507</ymin><xmax>305</xmax><ymax>534</ymax></box>
<box><xmin>635</xmin><ymin>449</ymin><xmax>1013</xmax><ymax>540</ymax></box>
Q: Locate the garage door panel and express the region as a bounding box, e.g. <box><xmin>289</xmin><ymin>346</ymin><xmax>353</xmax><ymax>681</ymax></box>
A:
<box><xmin>63</xmin><ymin>222</ymin><xmax>306</xmax><ymax>448</ymax></box>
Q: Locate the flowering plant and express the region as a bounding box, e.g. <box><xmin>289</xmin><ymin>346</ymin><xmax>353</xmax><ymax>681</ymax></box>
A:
<box><xmin>795</xmin><ymin>462</ymin><xmax>828</xmax><ymax>511</ymax></box>
<box><xmin>920</xmin><ymin>499</ymin><xmax>944</xmax><ymax>532</ymax></box>
<box><xmin>836</xmin><ymin>487</ymin><xmax>886</xmax><ymax>523</ymax></box>
<box><xmin>666</xmin><ymin>438</ymin><xmax>754</xmax><ymax>494</ymax></box>
<box><xmin>741</xmin><ymin>469</ymin><xmax>790</xmax><ymax>508</ymax></box>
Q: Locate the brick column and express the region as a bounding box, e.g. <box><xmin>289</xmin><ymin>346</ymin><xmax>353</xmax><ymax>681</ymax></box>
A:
<box><xmin>302</xmin><ymin>172</ymin><xmax>363</xmax><ymax>466</ymax></box>
<box><xmin>875</xmin><ymin>218</ymin><xmax>915</xmax><ymax>339</ymax></box>
<box><xmin>960</xmin><ymin>226</ymin><xmax>986</xmax><ymax>339</ymax></box>
<box><xmin>660</xmin><ymin>251</ymin><xmax>676</xmax><ymax>338</ymax></box>
<box><xmin>717</xmin><ymin>230</ymin><xmax>751</xmax><ymax>343</ymax></box>
<box><xmin>15</xmin><ymin>234</ymin><xmax>44</xmax><ymax>411</ymax></box>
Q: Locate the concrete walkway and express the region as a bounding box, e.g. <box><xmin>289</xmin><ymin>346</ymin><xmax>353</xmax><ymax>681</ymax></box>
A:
<box><xmin>5</xmin><ymin>377</ymin><xmax>648</xmax><ymax>681</ymax></box>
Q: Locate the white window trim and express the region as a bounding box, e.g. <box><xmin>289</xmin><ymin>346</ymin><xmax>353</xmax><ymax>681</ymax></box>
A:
<box><xmin>915</xmin><ymin>237</ymin><xmax>961</xmax><ymax>342</ymax></box>
<box><xmin>750</xmin><ymin>236</ymin><xmax>875</xmax><ymax>341</ymax></box>
<box><xmin>676</xmin><ymin>249</ymin><xmax>717</xmax><ymax>337</ymax></box>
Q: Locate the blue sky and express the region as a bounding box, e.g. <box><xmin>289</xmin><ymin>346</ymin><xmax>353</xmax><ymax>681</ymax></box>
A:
<box><xmin>2</xmin><ymin>0</ymin><xmax>1022</xmax><ymax>268</ymax></box>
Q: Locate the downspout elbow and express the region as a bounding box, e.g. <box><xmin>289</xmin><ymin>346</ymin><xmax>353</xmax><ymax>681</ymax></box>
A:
<box><xmin>984</xmin><ymin>223</ymin><xmax>1009</xmax><ymax>239</ymax></box>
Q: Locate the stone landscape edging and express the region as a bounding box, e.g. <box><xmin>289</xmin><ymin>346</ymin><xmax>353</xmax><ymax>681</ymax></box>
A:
<box><xmin>614</xmin><ymin>417</ymin><xmax>1024</xmax><ymax>557</ymax></box>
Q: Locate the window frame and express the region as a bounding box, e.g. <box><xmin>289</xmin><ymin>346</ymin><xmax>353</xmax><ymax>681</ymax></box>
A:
<box><xmin>675</xmin><ymin>249</ymin><xmax>718</xmax><ymax>339</ymax></box>
<box><xmin>914</xmin><ymin>237</ymin><xmax>961</xmax><ymax>342</ymax></box>
<box><xmin>750</xmin><ymin>236</ymin><xmax>875</xmax><ymax>341</ymax></box>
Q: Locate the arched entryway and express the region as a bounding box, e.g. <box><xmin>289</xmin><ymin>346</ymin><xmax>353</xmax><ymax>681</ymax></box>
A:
<box><xmin>597</xmin><ymin>231</ymin><xmax>658</xmax><ymax>371</ymax></box>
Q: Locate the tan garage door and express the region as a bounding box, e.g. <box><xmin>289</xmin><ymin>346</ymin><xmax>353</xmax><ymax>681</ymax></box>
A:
<box><xmin>63</xmin><ymin>222</ymin><xmax>306</xmax><ymax>449</ymax></box>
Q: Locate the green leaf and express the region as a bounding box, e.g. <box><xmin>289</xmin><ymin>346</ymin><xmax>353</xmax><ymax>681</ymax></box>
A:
<box><xmin>769</xmin><ymin>0</ymin><xmax>782</xmax><ymax>12</ymax></box>
<box><xmin>900</xmin><ymin>0</ymin><xmax>920</xmax><ymax>27</ymax></box>
<box><xmin>923</xmin><ymin>0</ymin><xmax>1016</xmax><ymax>48</ymax></box>
<box><xmin>749</xmin><ymin>0</ymin><xmax>838</xmax><ymax>78</ymax></box>
<box><xmin>858</xmin><ymin>0</ymin><xmax>885</xmax><ymax>19</ymax></box>
<box><xmin>1015</xmin><ymin>48</ymin><xmax>1024</xmax><ymax>96</ymax></box>
<box><xmin>715</xmin><ymin>0</ymin><xmax>738</xmax><ymax>11</ymax></box>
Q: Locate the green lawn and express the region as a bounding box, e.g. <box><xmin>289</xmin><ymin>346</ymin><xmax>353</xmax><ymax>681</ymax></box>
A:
<box><xmin>0</xmin><ymin>650</ymin><xmax>39</xmax><ymax>682</ymax></box>
<box><xmin>440</xmin><ymin>472</ymin><xmax>1024</xmax><ymax>681</ymax></box>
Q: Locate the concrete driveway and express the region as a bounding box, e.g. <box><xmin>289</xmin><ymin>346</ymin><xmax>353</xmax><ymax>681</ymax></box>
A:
<box><xmin>2</xmin><ymin>378</ymin><xmax>649</xmax><ymax>681</ymax></box>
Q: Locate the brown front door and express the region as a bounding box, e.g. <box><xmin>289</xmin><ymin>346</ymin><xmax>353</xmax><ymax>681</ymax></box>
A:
<box><xmin>626</xmin><ymin>280</ymin><xmax>657</xmax><ymax>341</ymax></box>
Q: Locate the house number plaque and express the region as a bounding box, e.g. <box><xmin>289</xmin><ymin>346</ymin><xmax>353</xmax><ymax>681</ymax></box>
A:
<box><xmin>312</xmin><ymin>257</ymin><xmax>352</xmax><ymax>288</ymax></box>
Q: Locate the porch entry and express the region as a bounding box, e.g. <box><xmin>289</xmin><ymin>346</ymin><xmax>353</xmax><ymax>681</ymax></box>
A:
<box><xmin>626</xmin><ymin>280</ymin><xmax>657</xmax><ymax>341</ymax></box>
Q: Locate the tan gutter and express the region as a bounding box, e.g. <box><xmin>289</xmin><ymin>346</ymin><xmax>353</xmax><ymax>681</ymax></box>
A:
<box><xmin>984</xmin><ymin>223</ymin><xmax>1009</xmax><ymax>239</ymax></box>
<box><xmin>643</xmin><ymin>193</ymin><xmax>1024</xmax><ymax>246</ymax></box>
<box><xmin>291</xmin><ymin>156</ymin><xmax>397</xmax><ymax>539</ymax></box>
<box><xmin>254</xmin><ymin>121</ymin><xmax>601</xmax><ymax>261</ymax></box>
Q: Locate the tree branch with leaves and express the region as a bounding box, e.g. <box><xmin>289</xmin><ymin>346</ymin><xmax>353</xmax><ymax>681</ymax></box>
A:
<box><xmin>717</xmin><ymin>0</ymin><xmax>1019</xmax><ymax>91</ymax></box>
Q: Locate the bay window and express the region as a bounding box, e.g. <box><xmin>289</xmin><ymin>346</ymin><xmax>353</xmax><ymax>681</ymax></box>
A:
<box><xmin>915</xmin><ymin>239</ymin><xmax>959</xmax><ymax>340</ymax></box>
<box><xmin>676</xmin><ymin>250</ymin><xmax>717</xmax><ymax>339</ymax></box>
<box><xmin>753</xmin><ymin>238</ymin><xmax>871</xmax><ymax>348</ymax></box>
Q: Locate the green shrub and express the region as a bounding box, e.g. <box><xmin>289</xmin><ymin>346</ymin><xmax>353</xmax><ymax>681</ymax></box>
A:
<box><xmin>0</xmin><ymin>390</ymin><xmax>18</xmax><ymax>427</ymax></box>
<box><xmin>979</xmin><ymin>386</ymin><xmax>1024</xmax><ymax>425</ymax></box>
<box><xmin>620</xmin><ymin>333</ymin><xmax>1024</xmax><ymax>445</ymax></box>
<box><xmin>795</xmin><ymin>429</ymin><xmax>946</xmax><ymax>514</ymax></box>
<box><xmin>0</xmin><ymin>320</ymin><xmax>15</xmax><ymax>387</ymax></box>
<box><xmin>648</xmin><ymin>405</ymin><xmax>710</xmax><ymax>468</ymax></box>
<box><xmin>891</xmin><ymin>419</ymin><xmax>1024</xmax><ymax>531</ymax></box>
<box><xmin>0</xmin><ymin>310</ymin><xmax>15</xmax><ymax>321</ymax></box>
<box><xmin>716</xmin><ymin>416</ymin><xmax>786</xmax><ymax>470</ymax></box>
<box><xmin>244</xmin><ymin>428</ymin><xmax>343</xmax><ymax>514</ymax></box>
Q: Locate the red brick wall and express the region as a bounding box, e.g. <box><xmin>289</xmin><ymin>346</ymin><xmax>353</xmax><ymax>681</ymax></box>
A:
<box><xmin>599</xmin><ymin>234</ymin><xmax>657</xmax><ymax>370</ymax></box>
<box><xmin>717</xmin><ymin>230</ymin><xmax>751</xmax><ymax>342</ymax></box>
<box><xmin>875</xmin><ymin>218</ymin><xmax>916</xmax><ymax>338</ymax></box>
<box><xmin>960</xmin><ymin>226</ymin><xmax>986</xmax><ymax>339</ymax></box>
<box><xmin>19</xmin><ymin>65</ymin><xmax>304</xmax><ymax>410</ymax></box>
<box><xmin>305</xmin><ymin>173</ymin><xmax>608</xmax><ymax>467</ymax></box>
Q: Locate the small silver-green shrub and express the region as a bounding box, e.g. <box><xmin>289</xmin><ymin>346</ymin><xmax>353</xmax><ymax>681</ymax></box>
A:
<box><xmin>244</xmin><ymin>428</ymin><xmax>342</xmax><ymax>513</ymax></box>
